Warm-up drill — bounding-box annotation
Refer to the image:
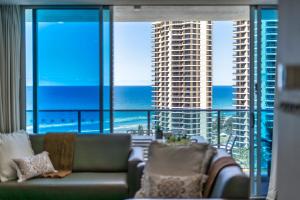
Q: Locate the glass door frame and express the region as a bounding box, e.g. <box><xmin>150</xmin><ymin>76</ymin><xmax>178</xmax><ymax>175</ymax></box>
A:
<box><xmin>21</xmin><ymin>4</ymin><xmax>278</xmax><ymax>197</ymax></box>
<box><xmin>21</xmin><ymin>5</ymin><xmax>114</xmax><ymax>134</ymax></box>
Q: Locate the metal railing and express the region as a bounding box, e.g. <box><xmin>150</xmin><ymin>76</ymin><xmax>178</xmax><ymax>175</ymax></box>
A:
<box><xmin>26</xmin><ymin>109</ymin><xmax>273</xmax><ymax>147</ymax></box>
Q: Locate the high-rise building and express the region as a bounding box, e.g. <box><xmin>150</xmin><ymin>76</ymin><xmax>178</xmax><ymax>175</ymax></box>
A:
<box><xmin>233</xmin><ymin>20</ymin><xmax>250</xmax><ymax>148</ymax></box>
<box><xmin>233</xmin><ymin>19</ymin><xmax>277</xmax><ymax>149</ymax></box>
<box><xmin>152</xmin><ymin>21</ymin><xmax>212</xmax><ymax>136</ymax></box>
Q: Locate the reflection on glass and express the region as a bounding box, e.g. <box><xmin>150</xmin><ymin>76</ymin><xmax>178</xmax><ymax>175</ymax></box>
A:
<box><xmin>260</xmin><ymin>8</ymin><xmax>278</xmax><ymax>195</ymax></box>
<box><xmin>36</xmin><ymin>9</ymin><xmax>100</xmax><ymax>133</ymax></box>
<box><xmin>103</xmin><ymin>8</ymin><xmax>111</xmax><ymax>133</ymax></box>
<box><xmin>25</xmin><ymin>9</ymin><xmax>33</xmax><ymax>133</ymax></box>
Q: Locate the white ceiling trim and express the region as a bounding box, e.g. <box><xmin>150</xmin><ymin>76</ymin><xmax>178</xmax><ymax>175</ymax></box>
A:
<box><xmin>0</xmin><ymin>0</ymin><xmax>277</xmax><ymax>6</ymax></box>
<box><xmin>114</xmin><ymin>6</ymin><xmax>250</xmax><ymax>21</ymax></box>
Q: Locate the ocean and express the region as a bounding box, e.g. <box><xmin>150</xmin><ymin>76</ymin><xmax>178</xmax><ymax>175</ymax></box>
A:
<box><xmin>26</xmin><ymin>86</ymin><xmax>233</xmax><ymax>133</ymax></box>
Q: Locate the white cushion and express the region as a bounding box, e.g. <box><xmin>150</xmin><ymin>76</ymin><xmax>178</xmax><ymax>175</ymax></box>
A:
<box><xmin>0</xmin><ymin>130</ymin><xmax>34</xmax><ymax>182</ymax></box>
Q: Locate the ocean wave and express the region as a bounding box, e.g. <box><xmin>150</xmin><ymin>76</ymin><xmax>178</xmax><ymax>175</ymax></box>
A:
<box><xmin>113</xmin><ymin>124</ymin><xmax>147</xmax><ymax>131</ymax></box>
<box><xmin>113</xmin><ymin>116</ymin><xmax>147</xmax><ymax>123</ymax></box>
<box><xmin>26</xmin><ymin>117</ymin><xmax>147</xmax><ymax>132</ymax></box>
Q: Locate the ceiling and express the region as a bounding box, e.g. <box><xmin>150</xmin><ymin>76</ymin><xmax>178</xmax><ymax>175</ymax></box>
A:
<box><xmin>114</xmin><ymin>6</ymin><xmax>249</xmax><ymax>21</ymax></box>
<box><xmin>0</xmin><ymin>0</ymin><xmax>277</xmax><ymax>5</ymax></box>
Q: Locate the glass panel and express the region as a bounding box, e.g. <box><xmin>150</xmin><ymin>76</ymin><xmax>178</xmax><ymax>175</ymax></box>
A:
<box><xmin>252</xmin><ymin>7</ymin><xmax>278</xmax><ymax>196</ymax></box>
<box><xmin>103</xmin><ymin>8</ymin><xmax>111</xmax><ymax>133</ymax></box>
<box><xmin>113</xmin><ymin>21</ymin><xmax>152</xmax><ymax>135</ymax></box>
<box><xmin>25</xmin><ymin>9</ymin><xmax>33</xmax><ymax>133</ymax></box>
<box><xmin>114</xmin><ymin>111</ymin><xmax>149</xmax><ymax>134</ymax></box>
<box><xmin>260</xmin><ymin>8</ymin><xmax>278</xmax><ymax>195</ymax></box>
<box><xmin>36</xmin><ymin>9</ymin><xmax>100</xmax><ymax>133</ymax></box>
<box><xmin>81</xmin><ymin>111</ymin><xmax>100</xmax><ymax>134</ymax></box>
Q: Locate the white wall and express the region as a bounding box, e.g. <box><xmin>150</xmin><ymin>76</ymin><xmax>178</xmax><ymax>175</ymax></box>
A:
<box><xmin>275</xmin><ymin>0</ymin><xmax>300</xmax><ymax>199</ymax></box>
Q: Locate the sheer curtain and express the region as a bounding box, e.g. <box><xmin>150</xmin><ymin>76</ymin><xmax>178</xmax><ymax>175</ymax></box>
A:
<box><xmin>0</xmin><ymin>5</ymin><xmax>22</xmax><ymax>133</ymax></box>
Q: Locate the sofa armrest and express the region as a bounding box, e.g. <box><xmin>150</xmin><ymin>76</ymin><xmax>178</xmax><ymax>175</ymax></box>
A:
<box><xmin>136</xmin><ymin>162</ymin><xmax>145</xmax><ymax>190</ymax></box>
<box><xmin>210</xmin><ymin>165</ymin><xmax>250</xmax><ymax>199</ymax></box>
<box><xmin>128</xmin><ymin>147</ymin><xmax>144</xmax><ymax>197</ymax></box>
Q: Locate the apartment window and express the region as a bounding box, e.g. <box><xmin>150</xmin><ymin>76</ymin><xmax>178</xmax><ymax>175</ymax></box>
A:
<box><xmin>25</xmin><ymin>7</ymin><xmax>112</xmax><ymax>134</ymax></box>
<box><xmin>24</xmin><ymin>6</ymin><xmax>278</xmax><ymax>197</ymax></box>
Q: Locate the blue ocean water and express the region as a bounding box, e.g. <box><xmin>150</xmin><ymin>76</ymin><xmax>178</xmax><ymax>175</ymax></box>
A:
<box><xmin>26</xmin><ymin>86</ymin><xmax>233</xmax><ymax>133</ymax></box>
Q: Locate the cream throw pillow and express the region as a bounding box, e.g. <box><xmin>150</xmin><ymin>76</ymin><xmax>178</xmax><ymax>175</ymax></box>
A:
<box><xmin>0</xmin><ymin>130</ymin><xmax>34</xmax><ymax>182</ymax></box>
<box><xmin>135</xmin><ymin>141</ymin><xmax>217</xmax><ymax>198</ymax></box>
<box><xmin>13</xmin><ymin>151</ymin><xmax>57</xmax><ymax>182</ymax></box>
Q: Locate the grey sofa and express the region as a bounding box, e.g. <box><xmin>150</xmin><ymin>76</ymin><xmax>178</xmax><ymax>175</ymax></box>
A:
<box><xmin>136</xmin><ymin>149</ymin><xmax>250</xmax><ymax>199</ymax></box>
<box><xmin>207</xmin><ymin>150</ymin><xmax>250</xmax><ymax>198</ymax></box>
<box><xmin>0</xmin><ymin>134</ymin><xmax>249</xmax><ymax>200</ymax></box>
<box><xmin>0</xmin><ymin>134</ymin><xmax>144</xmax><ymax>200</ymax></box>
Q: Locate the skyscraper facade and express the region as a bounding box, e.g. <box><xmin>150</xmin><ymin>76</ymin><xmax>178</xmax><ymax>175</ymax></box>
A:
<box><xmin>152</xmin><ymin>21</ymin><xmax>212</xmax><ymax>136</ymax></box>
<box><xmin>233</xmin><ymin>20</ymin><xmax>250</xmax><ymax>148</ymax></box>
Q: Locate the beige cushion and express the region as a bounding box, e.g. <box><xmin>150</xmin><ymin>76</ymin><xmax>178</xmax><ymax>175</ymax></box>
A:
<box><xmin>146</xmin><ymin>141</ymin><xmax>216</xmax><ymax>175</ymax></box>
<box><xmin>135</xmin><ymin>173</ymin><xmax>208</xmax><ymax>198</ymax></box>
<box><xmin>135</xmin><ymin>141</ymin><xmax>216</xmax><ymax>198</ymax></box>
<box><xmin>0</xmin><ymin>130</ymin><xmax>34</xmax><ymax>182</ymax></box>
<box><xmin>13</xmin><ymin>151</ymin><xmax>57</xmax><ymax>182</ymax></box>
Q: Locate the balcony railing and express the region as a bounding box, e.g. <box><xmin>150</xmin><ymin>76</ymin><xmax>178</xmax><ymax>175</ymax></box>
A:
<box><xmin>26</xmin><ymin>108</ymin><xmax>272</xmax><ymax>153</ymax></box>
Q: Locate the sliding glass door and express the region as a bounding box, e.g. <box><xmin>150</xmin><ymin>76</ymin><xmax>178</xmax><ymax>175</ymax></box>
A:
<box><xmin>25</xmin><ymin>7</ymin><xmax>112</xmax><ymax>134</ymax></box>
<box><xmin>251</xmin><ymin>6</ymin><xmax>278</xmax><ymax>196</ymax></box>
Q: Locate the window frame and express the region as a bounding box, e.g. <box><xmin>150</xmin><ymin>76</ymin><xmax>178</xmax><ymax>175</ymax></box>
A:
<box><xmin>22</xmin><ymin>5</ymin><xmax>114</xmax><ymax>134</ymax></box>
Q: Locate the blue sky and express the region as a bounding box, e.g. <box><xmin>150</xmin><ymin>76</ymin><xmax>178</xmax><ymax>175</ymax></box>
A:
<box><xmin>26</xmin><ymin>22</ymin><xmax>100</xmax><ymax>86</ymax></box>
<box><xmin>26</xmin><ymin>21</ymin><xmax>234</xmax><ymax>86</ymax></box>
<box><xmin>212</xmin><ymin>21</ymin><xmax>234</xmax><ymax>86</ymax></box>
<box><xmin>114</xmin><ymin>21</ymin><xmax>234</xmax><ymax>86</ymax></box>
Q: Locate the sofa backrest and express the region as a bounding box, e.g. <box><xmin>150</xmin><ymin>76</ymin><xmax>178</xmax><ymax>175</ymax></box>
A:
<box><xmin>29</xmin><ymin>134</ymin><xmax>131</xmax><ymax>172</ymax></box>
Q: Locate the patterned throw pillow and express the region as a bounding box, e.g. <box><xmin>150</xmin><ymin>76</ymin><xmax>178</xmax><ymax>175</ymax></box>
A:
<box><xmin>12</xmin><ymin>151</ymin><xmax>57</xmax><ymax>182</ymax></box>
<box><xmin>135</xmin><ymin>173</ymin><xmax>208</xmax><ymax>198</ymax></box>
<box><xmin>135</xmin><ymin>142</ymin><xmax>217</xmax><ymax>198</ymax></box>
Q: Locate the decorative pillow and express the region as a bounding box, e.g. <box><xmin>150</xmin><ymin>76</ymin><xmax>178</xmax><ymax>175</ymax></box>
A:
<box><xmin>146</xmin><ymin>141</ymin><xmax>217</xmax><ymax>176</ymax></box>
<box><xmin>135</xmin><ymin>173</ymin><xmax>208</xmax><ymax>198</ymax></box>
<box><xmin>12</xmin><ymin>151</ymin><xmax>57</xmax><ymax>182</ymax></box>
<box><xmin>0</xmin><ymin>130</ymin><xmax>34</xmax><ymax>182</ymax></box>
<box><xmin>135</xmin><ymin>141</ymin><xmax>217</xmax><ymax>198</ymax></box>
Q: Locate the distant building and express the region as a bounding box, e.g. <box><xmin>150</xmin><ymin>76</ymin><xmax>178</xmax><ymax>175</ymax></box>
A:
<box><xmin>152</xmin><ymin>21</ymin><xmax>212</xmax><ymax>137</ymax></box>
<box><xmin>233</xmin><ymin>20</ymin><xmax>250</xmax><ymax>148</ymax></box>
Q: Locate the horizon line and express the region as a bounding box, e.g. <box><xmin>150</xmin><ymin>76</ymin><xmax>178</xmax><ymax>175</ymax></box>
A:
<box><xmin>26</xmin><ymin>84</ymin><xmax>234</xmax><ymax>87</ymax></box>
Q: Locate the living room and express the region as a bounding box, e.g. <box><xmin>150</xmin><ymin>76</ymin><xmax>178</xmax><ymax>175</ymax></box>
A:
<box><xmin>0</xmin><ymin>0</ymin><xmax>299</xmax><ymax>199</ymax></box>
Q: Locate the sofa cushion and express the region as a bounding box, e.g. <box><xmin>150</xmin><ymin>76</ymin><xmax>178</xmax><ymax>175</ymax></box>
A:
<box><xmin>146</xmin><ymin>141</ymin><xmax>217</xmax><ymax>175</ymax></box>
<box><xmin>30</xmin><ymin>134</ymin><xmax>131</xmax><ymax>172</ymax></box>
<box><xmin>0</xmin><ymin>172</ymin><xmax>128</xmax><ymax>200</ymax></box>
<box><xmin>72</xmin><ymin>134</ymin><xmax>131</xmax><ymax>172</ymax></box>
<box><xmin>29</xmin><ymin>135</ymin><xmax>45</xmax><ymax>154</ymax></box>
